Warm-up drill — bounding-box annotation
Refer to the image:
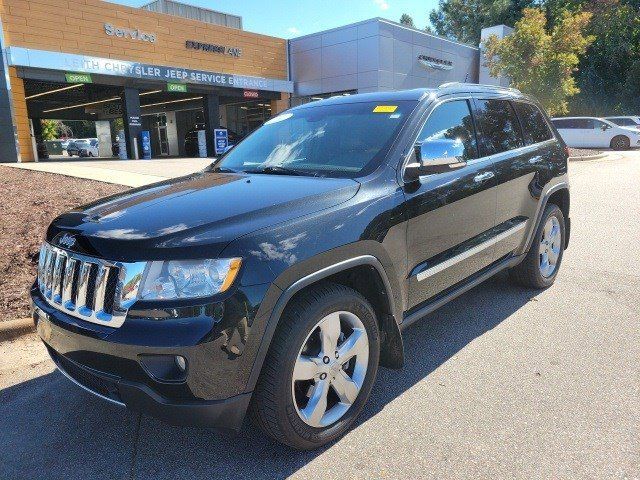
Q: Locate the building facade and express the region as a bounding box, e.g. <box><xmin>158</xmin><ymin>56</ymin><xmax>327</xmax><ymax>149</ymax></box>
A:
<box><xmin>288</xmin><ymin>18</ymin><xmax>482</xmax><ymax>105</ymax></box>
<box><xmin>0</xmin><ymin>2</ymin><xmax>509</xmax><ymax>163</ymax></box>
<box><xmin>0</xmin><ymin>0</ymin><xmax>292</xmax><ymax>162</ymax></box>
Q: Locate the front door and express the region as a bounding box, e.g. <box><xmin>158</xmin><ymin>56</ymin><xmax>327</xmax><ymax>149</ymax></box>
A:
<box><xmin>403</xmin><ymin>98</ymin><xmax>497</xmax><ymax>309</ymax></box>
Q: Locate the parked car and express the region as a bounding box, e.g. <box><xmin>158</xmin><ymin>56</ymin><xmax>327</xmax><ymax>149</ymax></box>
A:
<box><xmin>67</xmin><ymin>138</ymin><xmax>98</xmax><ymax>157</ymax></box>
<box><xmin>60</xmin><ymin>138</ymin><xmax>72</xmax><ymax>151</ymax></box>
<box><xmin>78</xmin><ymin>139</ymin><xmax>99</xmax><ymax>157</ymax></box>
<box><xmin>551</xmin><ymin>116</ymin><xmax>640</xmax><ymax>150</ymax></box>
<box><xmin>604</xmin><ymin>116</ymin><xmax>640</xmax><ymax>130</ymax></box>
<box><xmin>184</xmin><ymin>123</ymin><xmax>243</xmax><ymax>156</ymax></box>
<box><xmin>32</xmin><ymin>84</ymin><xmax>571</xmax><ymax>450</ymax></box>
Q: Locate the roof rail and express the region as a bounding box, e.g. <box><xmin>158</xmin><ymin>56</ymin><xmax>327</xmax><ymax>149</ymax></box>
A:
<box><xmin>437</xmin><ymin>82</ymin><xmax>522</xmax><ymax>94</ymax></box>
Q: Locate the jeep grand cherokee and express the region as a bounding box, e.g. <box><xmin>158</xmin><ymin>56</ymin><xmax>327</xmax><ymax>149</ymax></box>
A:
<box><xmin>32</xmin><ymin>83</ymin><xmax>570</xmax><ymax>449</ymax></box>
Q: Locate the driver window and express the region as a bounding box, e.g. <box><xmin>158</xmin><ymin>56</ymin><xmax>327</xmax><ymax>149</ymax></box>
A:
<box><xmin>416</xmin><ymin>100</ymin><xmax>478</xmax><ymax>161</ymax></box>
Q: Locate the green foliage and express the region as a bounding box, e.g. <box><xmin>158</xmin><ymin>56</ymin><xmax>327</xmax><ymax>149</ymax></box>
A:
<box><xmin>400</xmin><ymin>13</ymin><xmax>415</xmax><ymax>27</ymax></box>
<box><xmin>40</xmin><ymin>119</ymin><xmax>59</xmax><ymax>141</ymax></box>
<box><xmin>429</xmin><ymin>0</ymin><xmax>537</xmax><ymax>44</ymax></box>
<box><xmin>484</xmin><ymin>8</ymin><xmax>594</xmax><ymax>116</ymax></box>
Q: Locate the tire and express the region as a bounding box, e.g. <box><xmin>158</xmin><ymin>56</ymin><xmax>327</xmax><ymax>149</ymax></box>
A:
<box><xmin>610</xmin><ymin>135</ymin><xmax>630</xmax><ymax>151</ymax></box>
<box><xmin>509</xmin><ymin>203</ymin><xmax>565</xmax><ymax>289</ymax></box>
<box><xmin>249</xmin><ymin>282</ymin><xmax>380</xmax><ymax>450</ymax></box>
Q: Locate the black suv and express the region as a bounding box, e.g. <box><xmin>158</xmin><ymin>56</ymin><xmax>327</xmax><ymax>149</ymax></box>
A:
<box><xmin>32</xmin><ymin>84</ymin><xmax>570</xmax><ymax>449</ymax></box>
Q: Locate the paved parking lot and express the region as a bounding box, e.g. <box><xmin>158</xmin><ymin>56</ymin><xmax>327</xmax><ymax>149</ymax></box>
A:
<box><xmin>1</xmin><ymin>152</ymin><xmax>638</xmax><ymax>479</ymax></box>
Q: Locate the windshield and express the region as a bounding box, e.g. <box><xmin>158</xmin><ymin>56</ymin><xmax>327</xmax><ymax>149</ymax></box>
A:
<box><xmin>212</xmin><ymin>100</ymin><xmax>417</xmax><ymax>178</ymax></box>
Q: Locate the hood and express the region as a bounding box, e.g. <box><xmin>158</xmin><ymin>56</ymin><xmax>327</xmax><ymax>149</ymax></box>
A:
<box><xmin>619</xmin><ymin>126</ymin><xmax>640</xmax><ymax>134</ymax></box>
<box><xmin>47</xmin><ymin>171</ymin><xmax>360</xmax><ymax>262</ymax></box>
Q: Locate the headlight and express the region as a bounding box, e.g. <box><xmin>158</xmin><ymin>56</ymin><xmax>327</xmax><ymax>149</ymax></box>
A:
<box><xmin>137</xmin><ymin>258</ymin><xmax>242</xmax><ymax>300</ymax></box>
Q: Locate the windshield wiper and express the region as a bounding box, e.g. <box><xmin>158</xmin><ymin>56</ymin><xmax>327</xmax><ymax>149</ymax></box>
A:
<box><xmin>243</xmin><ymin>165</ymin><xmax>312</xmax><ymax>176</ymax></box>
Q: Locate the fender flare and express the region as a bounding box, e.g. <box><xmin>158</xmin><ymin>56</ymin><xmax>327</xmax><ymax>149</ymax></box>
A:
<box><xmin>521</xmin><ymin>181</ymin><xmax>570</xmax><ymax>254</ymax></box>
<box><xmin>244</xmin><ymin>255</ymin><xmax>404</xmax><ymax>394</ymax></box>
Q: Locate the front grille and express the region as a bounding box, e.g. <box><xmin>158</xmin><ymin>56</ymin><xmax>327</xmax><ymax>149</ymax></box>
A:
<box><xmin>37</xmin><ymin>242</ymin><xmax>133</xmax><ymax>328</ymax></box>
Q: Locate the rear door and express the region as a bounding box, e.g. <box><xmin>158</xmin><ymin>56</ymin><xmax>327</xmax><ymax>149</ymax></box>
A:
<box><xmin>403</xmin><ymin>97</ymin><xmax>497</xmax><ymax>309</ymax></box>
<box><xmin>491</xmin><ymin>100</ymin><xmax>560</xmax><ymax>260</ymax></box>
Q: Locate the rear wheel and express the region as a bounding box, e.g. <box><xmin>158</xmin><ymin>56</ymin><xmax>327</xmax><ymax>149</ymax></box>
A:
<box><xmin>249</xmin><ymin>283</ymin><xmax>380</xmax><ymax>449</ymax></box>
<box><xmin>509</xmin><ymin>203</ymin><xmax>565</xmax><ymax>289</ymax></box>
<box><xmin>610</xmin><ymin>135</ymin><xmax>630</xmax><ymax>150</ymax></box>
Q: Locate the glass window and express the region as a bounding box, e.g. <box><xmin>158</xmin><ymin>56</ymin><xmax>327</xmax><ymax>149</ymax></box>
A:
<box><xmin>474</xmin><ymin>99</ymin><xmax>524</xmax><ymax>155</ymax></box>
<box><xmin>592</xmin><ymin>119</ymin><xmax>609</xmax><ymax>130</ymax></box>
<box><xmin>513</xmin><ymin>102</ymin><xmax>553</xmax><ymax>145</ymax></box>
<box><xmin>608</xmin><ymin>118</ymin><xmax>636</xmax><ymax>126</ymax></box>
<box><xmin>214</xmin><ymin>100</ymin><xmax>417</xmax><ymax>178</ymax></box>
<box><xmin>416</xmin><ymin>100</ymin><xmax>478</xmax><ymax>161</ymax></box>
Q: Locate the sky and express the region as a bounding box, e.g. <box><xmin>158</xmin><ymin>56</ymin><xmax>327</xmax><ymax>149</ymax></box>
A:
<box><xmin>112</xmin><ymin>0</ymin><xmax>441</xmax><ymax>38</ymax></box>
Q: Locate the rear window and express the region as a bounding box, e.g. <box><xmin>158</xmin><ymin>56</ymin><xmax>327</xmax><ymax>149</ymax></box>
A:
<box><xmin>513</xmin><ymin>102</ymin><xmax>553</xmax><ymax>145</ymax></box>
<box><xmin>474</xmin><ymin>99</ymin><xmax>524</xmax><ymax>155</ymax></box>
<box><xmin>553</xmin><ymin>118</ymin><xmax>593</xmax><ymax>129</ymax></box>
<box><xmin>608</xmin><ymin>118</ymin><xmax>637</xmax><ymax>126</ymax></box>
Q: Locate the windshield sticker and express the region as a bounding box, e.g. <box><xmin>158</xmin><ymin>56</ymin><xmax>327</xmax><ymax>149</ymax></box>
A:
<box><xmin>265</xmin><ymin>113</ymin><xmax>293</xmax><ymax>125</ymax></box>
<box><xmin>373</xmin><ymin>105</ymin><xmax>398</xmax><ymax>113</ymax></box>
<box><xmin>389</xmin><ymin>113</ymin><xmax>401</xmax><ymax>119</ymax></box>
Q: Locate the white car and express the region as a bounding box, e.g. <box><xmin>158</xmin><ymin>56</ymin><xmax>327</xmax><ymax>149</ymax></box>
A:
<box><xmin>604</xmin><ymin>116</ymin><xmax>640</xmax><ymax>130</ymax></box>
<box><xmin>551</xmin><ymin>117</ymin><xmax>640</xmax><ymax>150</ymax></box>
<box><xmin>71</xmin><ymin>138</ymin><xmax>100</xmax><ymax>157</ymax></box>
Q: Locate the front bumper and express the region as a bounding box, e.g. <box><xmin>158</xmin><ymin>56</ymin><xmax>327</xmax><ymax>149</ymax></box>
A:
<box><xmin>32</xmin><ymin>281</ymin><xmax>274</xmax><ymax>430</ymax></box>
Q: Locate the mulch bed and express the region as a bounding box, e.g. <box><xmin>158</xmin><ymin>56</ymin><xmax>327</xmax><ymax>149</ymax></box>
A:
<box><xmin>0</xmin><ymin>166</ymin><xmax>129</xmax><ymax>321</ymax></box>
<box><xmin>568</xmin><ymin>148</ymin><xmax>604</xmax><ymax>157</ymax></box>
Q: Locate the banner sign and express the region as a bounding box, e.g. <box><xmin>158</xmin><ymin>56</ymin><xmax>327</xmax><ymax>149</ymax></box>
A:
<box><xmin>65</xmin><ymin>72</ymin><xmax>92</xmax><ymax>83</ymax></box>
<box><xmin>8</xmin><ymin>47</ymin><xmax>294</xmax><ymax>93</ymax></box>
<box><xmin>167</xmin><ymin>82</ymin><xmax>187</xmax><ymax>92</ymax></box>
<box><xmin>214</xmin><ymin>128</ymin><xmax>228</xmax><ymax>155</ymax></box>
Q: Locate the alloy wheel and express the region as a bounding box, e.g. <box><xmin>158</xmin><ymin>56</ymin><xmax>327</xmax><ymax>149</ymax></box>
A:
<box><xmin>291</xmin><ymin>311</ymin><xmax>369</xmax><ymax>428</ymax></box>
<box><xmin>539</xmin><ymin>216</ymin><xmax>561</xmax><ymax>277</ymax></box>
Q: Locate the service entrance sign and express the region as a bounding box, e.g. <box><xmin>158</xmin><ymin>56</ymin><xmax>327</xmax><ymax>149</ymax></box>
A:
<box><xmin>214</xmin><ymin>128</ymin><xmax>228</xmax><ymax>155</ymax></box>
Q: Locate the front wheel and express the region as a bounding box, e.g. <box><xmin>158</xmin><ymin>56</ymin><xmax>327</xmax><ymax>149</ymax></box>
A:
<box><xmin>249</xmin><ymin>283</ymin><xmax>380</xmax><ymax>449</ymax></box>
<box><xmin>509</xmin><ymin>203</ymin><xmax>565</xmax><ymax>289</ymax></box>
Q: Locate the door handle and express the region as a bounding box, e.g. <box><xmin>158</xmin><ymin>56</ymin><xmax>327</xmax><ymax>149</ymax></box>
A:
<box><xmin>473</xmin><ymin>171</ymin><xmax>495</xmax><ymax>183</ymax></box>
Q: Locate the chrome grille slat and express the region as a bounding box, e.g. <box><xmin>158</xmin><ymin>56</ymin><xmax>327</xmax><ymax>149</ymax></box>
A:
<box><xmin>62</xmin><ymin>258</ymin><xmax>77</xmax><ymax>309</ymax></box>
<box><xmin>35</xmin><ymin>243</ymin><xmax>143</xmax><ymax>329</ymax></box>
<box><xmin>93</xmin><ymin>265</ymin><xmax>108</xmax><ymax>314</ymax></box>
<box><xmin>76</xmin><ymin>262</ymin><xmax>92</xmax><ymax>314</ymax></box>
<box><xmin>52</xmin><ymin>253</ymin><xmax>66</xmax><ymax>304</ymax></box>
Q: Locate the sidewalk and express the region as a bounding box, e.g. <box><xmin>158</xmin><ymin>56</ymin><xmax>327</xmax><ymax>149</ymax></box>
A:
<box><xmin>1</xmin><ymin>158</ymin><xmax>212</xmax><ymax>187</ymax></box>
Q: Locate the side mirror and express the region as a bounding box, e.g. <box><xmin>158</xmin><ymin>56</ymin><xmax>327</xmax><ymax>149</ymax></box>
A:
<box><xmin>404</xmin><ymin>138</ymin><xmax>467</xmax><ymax>181</ymax></box>
<box><xmin>600</xmin><ymin>124</ymin><xmax>609</xmax><ymax>131</ymax></box>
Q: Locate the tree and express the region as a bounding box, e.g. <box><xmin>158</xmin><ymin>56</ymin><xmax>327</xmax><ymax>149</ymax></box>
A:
<box><xmin>484</xmin><ymin>8</ymin><xmax>594</xmax><ymax>115</ymax></box>
<box><xmin>39</xmin><ymin>120</ymin><xmax>72</xmax><ymax>140</ymax></box>
<box><xmin>429</xmin><ymin>0</ymin><xmax>537</xmax><ymax>44</ymax></box>
<box><xmin>548</xmin><ymin>0</ymin><xmax>640</xmax><ymax>115</ymax></box>
<box><xmin>400</xmin><ymin>13</ymin><xmax>415</xmax><ymax>28</ymax></box>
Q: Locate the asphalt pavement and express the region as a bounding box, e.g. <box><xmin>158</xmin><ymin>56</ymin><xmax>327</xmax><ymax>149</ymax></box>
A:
<box><xmin>1</xmin><ymin>151</ymin><xmax>638</xmax><ymax>479</ymax></box>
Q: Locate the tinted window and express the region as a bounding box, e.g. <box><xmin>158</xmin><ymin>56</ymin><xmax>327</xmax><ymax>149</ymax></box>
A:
<box><xmin>474</xmin><ymin>99</ymin><xmax>523</xmax><ymax>155</ymax></box>
<box><xmin>608</xmin><ymin>118</ymin><xmax>636</xmax><ymax>126</ymax></box>
<box><xmin>416</xmin><ymin>100</ymin><xmax>477</xmax><ymax>160</ymax></box>
<box><xmin>552</xmin><ymin>118</ymin><xmax>592</xmax><ymax>129</ymax></box>
<box><xmin>215</xmin><ymin>101</ymin><xmax>417</xmax><ymax>178</ymax></box>
<box><xmin>513</xmin><ymin>102</ymin><xmax>553</xmax><ymax>145</ymax></box>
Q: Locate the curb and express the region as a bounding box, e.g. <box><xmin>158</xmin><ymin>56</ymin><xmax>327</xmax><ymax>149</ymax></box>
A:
<box><xmin>0</xmin><ymin>317</ymin><xmax>35</xmax><ymax>342</ymax></box>
<box><xmin>568</xmin><ymin>152</ymin><xmax>609</xmax><ymax>161</ymax></box>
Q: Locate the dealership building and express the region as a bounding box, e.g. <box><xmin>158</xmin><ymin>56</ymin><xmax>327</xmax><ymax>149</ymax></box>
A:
<box><xmin>0</xmin><ymin>0</ymin><xmax>508</xmax><ymax>163</ymax></box>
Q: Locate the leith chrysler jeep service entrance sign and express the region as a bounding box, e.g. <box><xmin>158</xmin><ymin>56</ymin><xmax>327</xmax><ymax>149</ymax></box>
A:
<box><xmin>7</xmin><ymin>47</ymin><xmax>294</xmax><ymax>93</ymax></box>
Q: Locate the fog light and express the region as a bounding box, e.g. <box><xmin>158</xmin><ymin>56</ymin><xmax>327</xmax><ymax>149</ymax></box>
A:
<box><xmin>175</xmin><ymin>355</ymin><xmax>187</xmax><ymax>371</ymax></box>
<box><xmin>139</xmin><ymin>354</ymin><xmax>188</xmax><ymax>383</ymax></box>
